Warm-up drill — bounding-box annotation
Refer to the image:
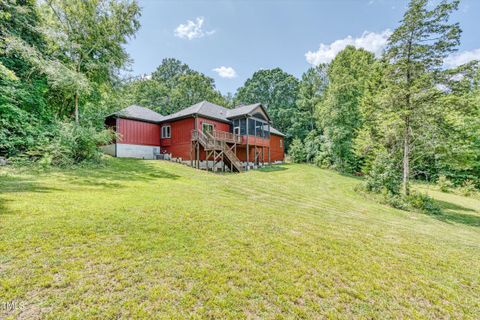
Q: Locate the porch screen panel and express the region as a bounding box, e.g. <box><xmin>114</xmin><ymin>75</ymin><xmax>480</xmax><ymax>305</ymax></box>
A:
<box><xmin>248</xmin><ymin>119</ymin><xmax>255</xmax><ymax>135</ymax></box>
<box><xmin>240</xmin><ymin>119</ymin><xmax>247</xmax><ymax>135</ymax></box>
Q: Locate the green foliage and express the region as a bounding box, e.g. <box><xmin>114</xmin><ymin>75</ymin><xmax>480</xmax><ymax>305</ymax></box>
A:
<box><xmin>364</xmin><ymin>152</ymin><xmax>402</xmax><ymax>195</ymax></box>
<box><xmin>317</xmin><ymin>46</ymin><xmax>374</xmax><ymax>173</ymax></box>
<box><xmin>288</xmin><ymin>139</ymin><xmax>306</xmax><ymax>163</ymax></box>
<box><xmin>382</xmin><ymin>0</ymin><xmax>461</xmax><ymax>194</ymax></box>
<box><xmin>21</xmin><ymin>122</ymin><xmax>114</xmax><ymax>166</ymax></box>
<box><xmin>460</xmin><ymin>180</ymin><xmax>477</xmax><ymax>197</ymax></box>
<box><xmin>235</xmin><ymin>68</ymin><xmax>300</xmax><ymax>145</ymax></box>
<box><xmin>437</xmin><ymin>175</ymin><xmax>453</xmax><ymax>192</ymax></box>
<box><xmin>295</xmin><ymin>65</ymin><xmax>328</xmax><ymax>139</ymax></box>
<box><xmin>405</xmin><ymin>192</ymin><xmax>442</xmax><ymax>215</ymax></box>
<box><xmin>303</xmin><ymin>130</ymin><xmax>323</xmax><ymax>163</ymax></box>
<box><xmin>121</xmin><ymin>59</ymin><xmax>226</xmax><ymax>115</ymax></box>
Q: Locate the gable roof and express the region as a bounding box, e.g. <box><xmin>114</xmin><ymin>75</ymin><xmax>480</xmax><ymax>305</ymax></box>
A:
<box><xmin>107</xmin><ymin>102</ymin><xmax>285</xmax><ymax>137</ymax></box>
<box><xmin>269</xmin><ymin>126</ymin><xmax>285</xmax><ymax>137</ymax></box>
<box><xmin>161</xmin><ymin>101</ymin><xmax>230</xmax><ymax>122</ymax></box>
<box><xmin>226</xmin><ymin>103</ymin><xmax>271</xmax><ymax>122</ymax></box>
<box><xmin>109</xmin><ymin>105</ymin><xmax>164</xmax><ymax>122</ymax></box>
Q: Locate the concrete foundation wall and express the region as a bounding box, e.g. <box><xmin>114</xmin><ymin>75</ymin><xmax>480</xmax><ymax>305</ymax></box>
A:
<box><xmin>115</xmin><ymin>143</ymin><xmax>160</xmax><ymax>160</ymax></box>
<box><xmin>101</xmin><ymin>144</ymin><xmax>116</xmax><ymax>157</ymax></box>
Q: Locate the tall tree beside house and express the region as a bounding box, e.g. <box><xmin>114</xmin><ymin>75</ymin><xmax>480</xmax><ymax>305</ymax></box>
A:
<box><xmin>151</xmin><ymin>58</ymin><xmax>195</xmax><ymax>89</ymax></box>
<box><xmin>169</xmin><ymin>73</ymin><xmax>226</xmax><ymax>112</ymax></box>
<box><xmin>317</xmin><ymin>46</ymin><xmax>375</xmax><ymax>173</ymax></box>
<box><xmin>40</xmin><ymin>0</ymin><xmax>141</xmax><ymax>122</ymax></box>
<box><xmin>0</xmin><ymin>0</ymin><xmax>51</xmax><ymax>156</ymax></box>
<box><xmin>235</xmin><ymin>68</ymin><xmax>300</xmax><ymax>146</ymax></box>
<box><xmin>382</xmin><ymin>0</ymin><xmax>461</xmax><ymax>195</ymax></box>
<box><xmin>121</xmin><ymin>58</ymin><xmax>226</xmax><ymax>115</ymax></box>
<box><xmin>297</xmin><ymin>64</ymin><xmax>329</xmax><ymax>134</ymax></box>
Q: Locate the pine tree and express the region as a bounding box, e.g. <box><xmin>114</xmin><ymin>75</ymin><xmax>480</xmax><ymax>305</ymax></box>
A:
<box><xmin>383</xmin><ymin>0</ymin><xmax>461</xmax><ymax>195</ymax></box>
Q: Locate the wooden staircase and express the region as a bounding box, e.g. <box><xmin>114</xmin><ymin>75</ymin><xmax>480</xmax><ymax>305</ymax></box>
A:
<box><xmin>192</xmin><ymin>129</ymin><xmax>243</xmax><ymax>172</ymax></box>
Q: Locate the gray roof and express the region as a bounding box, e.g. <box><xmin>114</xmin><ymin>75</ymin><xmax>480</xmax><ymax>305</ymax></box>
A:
<box><xmin>110</xmin><ymin>105</ymin><xmax>163</xmax><ymax>122</ymax></box>
<box><xmin>161</xmin><ymin>101</ymin><xmax>230</xmax><ymax>122</ymax></box>
<box><xmin>226</xmin><ymin>103</ymin><xmax>261</xmax><ymax>118</ymax></box>
<box><xmin>269</xmin><ymin>126</ymin><xmax>285</xmax><ymax>137</ymax></box>
<box><xmin>111</xmin><ymin>101</ymin><xmax>286</xmax><ymax>137</ymax></box>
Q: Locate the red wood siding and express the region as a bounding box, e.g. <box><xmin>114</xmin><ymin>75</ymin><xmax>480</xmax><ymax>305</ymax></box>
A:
<box><xmin>196</xmin><ymin>117</ymin><xmax>230</xmax><ymax>133</ymax></box>
<box><xmin>117</xmin><ymin>118</ymin><xmax>160</xmax><ymax>146</ymax></box>
<box><xmin>270</xmin><ymin>134</ymin><xmax>284</xmax><ymax>161</ymax></box>
<box><xmin>160</xmin><ymin>118</ymin><xmax>195</xmax><ymax>159</ymax></box>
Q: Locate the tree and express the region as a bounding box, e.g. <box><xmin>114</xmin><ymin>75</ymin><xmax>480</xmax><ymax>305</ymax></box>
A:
<box><xmin>151</xmin><ymin>58</ymin><xmax>195</xmax><ymax>89</ymax></box>
<box><xmin>235</xmin><ymin>68</ymin><xmax>299</xmax><ymax>145</ymax></box>
<box><xmin>317</xmin><ymin>46</ymin><xmax>374</xmax><ymax>173</ymax></box>
<box><xmin>383</xmin><ymin>0</ymin><xmax>461</xmax><ymax>195</ymax></box>
<box><xmin>297</xmin><ymin>64</ymin><xmax>328</xmax><ymax>132</ymax></box>
<box><xmin>122</xmin><ymin>59</ymin><xmax>226</xmax><ymax>114</ymax></box>
<box><xmin>169</xmin><ymin>73</ymin><xmax>225</xmax><ymax>111</ymax></box>
<box><xmin>41</xmin><ymin>0</ymin><xmax>141</xmax><ymax>122</ymax></box>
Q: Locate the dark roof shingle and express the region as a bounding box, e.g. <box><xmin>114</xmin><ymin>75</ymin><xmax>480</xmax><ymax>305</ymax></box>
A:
<box><xmin>110</xmin><ymin>105</ymin><xmax>163</xmax><ymax>122</ymax></box>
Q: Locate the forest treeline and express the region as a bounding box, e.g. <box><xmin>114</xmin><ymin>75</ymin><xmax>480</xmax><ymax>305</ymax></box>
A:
<box><xmin>1</xmin><ymin>0</ymin><xmax>479</xmax><ymax>209</ymax></box>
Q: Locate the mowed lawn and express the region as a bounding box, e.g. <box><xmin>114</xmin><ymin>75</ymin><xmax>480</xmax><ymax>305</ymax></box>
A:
<box><xmin>1</xmin><ymin>159</ymin><xmax>479</xmax><ymax>319</ymax></box>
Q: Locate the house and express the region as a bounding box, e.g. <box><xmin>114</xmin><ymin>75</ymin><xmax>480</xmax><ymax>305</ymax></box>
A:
<box><xmin>104</xmin><ymin>101</ymin><xmax>285</xmax><ymax>172</ymax></box>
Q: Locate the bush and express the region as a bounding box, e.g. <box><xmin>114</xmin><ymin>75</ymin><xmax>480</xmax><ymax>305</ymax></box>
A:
<box><xmin>288</xmin><ymin>138</ymin><xmax>306</xmax><ymax>163</ymax></box>
<box><xmin>364</xmin><ymin>152</ymin><xmax>401</xmax><ymax>195</ymax></box>
<box><xmin>460</xmin><ymin>179</ymin><xmax>477</xmax><ymax>196</ymax></box>
<box><xmin>405</xmin><ymin>192</ymin><xmax>441</xmax><ymax>215</ymax></box>
<box><xmin>437</xmin><ymin>175</ymin><xmax>453</xmax><ymax>192</ymax></box>
<box><xmin>20</xmin><ymin>121</ymin><xmax>114</xmax><ymax>167</ymax></box>
<box><xmin>303</xmin><ymin>131</ymin><xmax>322</xmax><ymax>163</ymax></box>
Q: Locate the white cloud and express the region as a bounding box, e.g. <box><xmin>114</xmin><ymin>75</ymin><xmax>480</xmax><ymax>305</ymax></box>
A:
<box><xmin>305</xmin><ymin>30</ymin><xmax>392</xmax><ymax>65</ymax></box>
<box><xmin>444</xmin><ymin>49</ymin><xmax>480</xmax><ymax>68</ymax></box>
<box><xmin>174</xmin><ymin>17</ymin><xmax>215</xmax><ymax>40</ymax></box>
<box><xmin>212</xmin><ymin>66</ymin><xmax>237</xmax><ymax>78</ymax></box>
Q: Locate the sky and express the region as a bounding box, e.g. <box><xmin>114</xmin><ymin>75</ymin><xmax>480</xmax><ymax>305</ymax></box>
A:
<box><xmin>124</xmin><ymin>0</ymin><xmax>480</xmax><ymax>95</ymax></box>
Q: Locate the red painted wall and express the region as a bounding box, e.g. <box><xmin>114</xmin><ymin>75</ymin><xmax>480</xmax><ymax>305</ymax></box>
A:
<box><xmin>117</xmin><ymin>118</ymin><xmax>160</xmax><ymax>146</ymax></box>
<box><xmin>160</xmin><ymin>117</ymin><xmax>195</xmax><ymax>159</ymax></box>
<box><xmin>270</xmin><ymin>134</ymin><xmax>284</xmax><ymax>162</ymax></box>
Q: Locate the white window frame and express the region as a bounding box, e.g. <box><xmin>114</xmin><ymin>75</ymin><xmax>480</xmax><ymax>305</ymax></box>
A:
<box><xmin>162</xmin><ymin>125</ymin><xmax>171</xmax><ymax>138</ymax></box>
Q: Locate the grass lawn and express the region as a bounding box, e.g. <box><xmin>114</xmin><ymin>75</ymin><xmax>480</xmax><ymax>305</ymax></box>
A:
<box><xmin>1</xmin><ymin>159</ymin><xmax>479</xmax><ymax>319</ymax></box>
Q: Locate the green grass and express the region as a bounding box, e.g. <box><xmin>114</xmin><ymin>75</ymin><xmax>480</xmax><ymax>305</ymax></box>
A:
<box><xmin>1</xmin><ymin>159</ymin><xmax>479</xmax><ymax>319</ymax></box>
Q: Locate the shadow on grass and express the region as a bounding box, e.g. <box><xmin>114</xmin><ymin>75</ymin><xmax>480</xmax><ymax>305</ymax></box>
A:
<box><xmin>0</xmin><ymin>175</ymin><xmax>59</xmax><ymax>194</ymax></box>
<box><xmin>0</xmin><ymin>175</ymin><xmax>60</xmax><ymax>215</ymax></box>
<box><xmin>433</xmin><ymin>199</ymin><xmax>480</xmax><ymax>227</ymax></box>
<box><xmin>61</xmin><ymin>158</ymin><xmax>180</xmax><ymax>188</ymax></box>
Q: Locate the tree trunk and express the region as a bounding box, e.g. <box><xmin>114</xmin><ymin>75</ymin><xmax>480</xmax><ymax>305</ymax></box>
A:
<box><xmin>402</xmin><ymin>117</ymin><xmax>410</xmax><ymax>195</ymax></box>
<box><xmin>74</xmin><ymin>91</ymin><xmax>79</xmax><ymax>124</ymax></box>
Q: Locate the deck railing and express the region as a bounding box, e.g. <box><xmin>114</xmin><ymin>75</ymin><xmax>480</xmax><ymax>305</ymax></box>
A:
<box><xmin>191</xmin><ymin>129</ymin><xmax>241</xmax><ymax>144</ymax></box>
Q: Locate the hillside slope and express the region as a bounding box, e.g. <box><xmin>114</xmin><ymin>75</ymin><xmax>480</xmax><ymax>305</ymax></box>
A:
<box><xmin>1</xmin><ymin>159</ymin><xmax>479</xmax><ymax>319</ymax></box>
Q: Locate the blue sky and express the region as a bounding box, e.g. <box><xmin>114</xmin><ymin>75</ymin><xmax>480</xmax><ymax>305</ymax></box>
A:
<box><xmin>125</xmin><ymin>0</ymin><xmax>480</xmax><ymax>95</ymax></box>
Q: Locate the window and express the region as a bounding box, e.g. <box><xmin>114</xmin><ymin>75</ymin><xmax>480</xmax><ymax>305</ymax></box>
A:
<box><xmin>255</xmin><ymin>122</ymin><xmax>263</xmax><ymax>137</ymax></box>
<box><xmin>280</xmin><ymin>139</ymin><xmax>283</xmax><ymax>149</ymax></box>
<box><xmin>162</xmin><ymin>125</ymin><xmax>171</xmax><ymax>138</ymax></box>
<box><xmin>240</xmin><ymin>119</ymin><xmax>247</xmax><ymax>135</ymax></box>
<box><xmin>248</xmin><ymin>118</ymin><xmax>255</xmax><ymax>135</ymax></box>
<box><xmin>202</xmin><ymin>122</ymin><xmax>214</xmax><ymax>134</ymax></box>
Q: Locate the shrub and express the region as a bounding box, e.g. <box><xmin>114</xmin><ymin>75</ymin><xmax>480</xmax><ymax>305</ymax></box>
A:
<box><xmin>384</xmin><ymin>194</ymin><xmax>409</xmax><ymax>210</ymax></box>
<box><xmin>364</xmin><ymin>152</ymin><xmax>401</xmax><ymax>195</ymax></box>
<box><xmin>460</xmin><ymin>179</ymin><xmax>477</xmax><ymax>196</ymax></box>
<box><xmin>405</xmin><ymin>192</ymin><xmax>441</xmax><ymax>215</ymax></box>
<box><xmin>22</xmin><ymin>121</ymin><xmax>114</xmax><ymax>167</ymax></box>
<box><xmin>303</xmin><ymin>131</ymin><xmax>322</xmax><ymax>163</ymax></box>
<box><xmin>437</xmin><ymin>175</ymin><xmax>453</xmax><ymax>192</ymax></box>
<box><xmin>288</xmin><ymin>138</ymin><xmax>306</xmax><ymax>163</ymax></box>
